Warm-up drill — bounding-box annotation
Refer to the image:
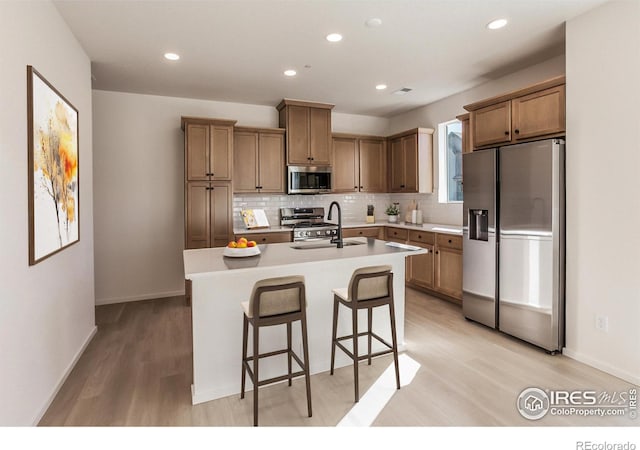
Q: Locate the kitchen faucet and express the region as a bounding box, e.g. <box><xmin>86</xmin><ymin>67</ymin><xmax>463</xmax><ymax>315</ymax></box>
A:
<box><xmin>327</xmin><ymin>201</ymin><xmax>343</xmax><ymax>248</ymax></box>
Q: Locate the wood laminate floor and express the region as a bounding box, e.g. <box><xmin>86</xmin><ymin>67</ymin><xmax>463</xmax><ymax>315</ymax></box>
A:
<box><xmin>39</xmin><ymin>288</ymin><xmax>637</xmax><ymax>427</ymax></box>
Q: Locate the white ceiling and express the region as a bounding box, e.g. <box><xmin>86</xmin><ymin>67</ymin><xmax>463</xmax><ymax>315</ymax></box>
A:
<box><xmin>53</xmin><ymin>0</ymin><xmax>605</xmax><ymax>117</ymax></box>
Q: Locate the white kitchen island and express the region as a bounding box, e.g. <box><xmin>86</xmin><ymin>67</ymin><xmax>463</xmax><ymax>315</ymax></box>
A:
<box><xmin>183</xmin><ymin>237</ymin><xmax>426</xmax><ymax>405</ymax></box>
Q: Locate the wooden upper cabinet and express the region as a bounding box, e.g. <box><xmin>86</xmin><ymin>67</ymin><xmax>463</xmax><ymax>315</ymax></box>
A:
<box><xmin>258</xmin><ymin>131</ymin><xmax>285</xmax><ymax>193</ymax></box>
<box><xmin>359</xmin><ymin>138</ymin><xmax>386</xmax><ymax>192</ymax></box>
<box><xmin>233</xmin><ymin>131</ymin><xmax>259</xmax><ymax>192</ymax></box>
<box><xmin>182</xmin><ymin>117</ymin><xmax>236</xmax><ymax>181</ymax></box>
<box><xmin>233</xmin><ymin>127</ymin><xmax>285</xmax><ymax>193</ymax></box>
<box><xmin>472</xmin><ymin>100</ymin><xmax>512</xmax><ymax>148</ymax></box>
<box><xmin>456</xmin><ymin>113</ymin><xmax>473</xmax><ymax>154</ymax></box>
<box><xmin>332</xmin><ymin>136</ymin><xmax>359</xmax><ymax>192</ymax></box>
<box><xmin>277</xmin><ymin>99</ymin><xmax>334</xmax><ymax>166</ymax></box>
<box><xmin>512</xmin><ymin>85</ymin><xmax>565</xmax><ymax>141</ymax></box>
<box><xmin>464</xmin><ymin>76</ymin><xmax>565</xmax><ymax>150</ymax></box>
<box><xmin>309</xmin><ymin>108</ymin><xmax>331</xmax><ymax>165</ymax></box>
<box><xmin>388</xmin><ymin>128</ymin><xmax>433</xmax><ymax>193</ymax></box>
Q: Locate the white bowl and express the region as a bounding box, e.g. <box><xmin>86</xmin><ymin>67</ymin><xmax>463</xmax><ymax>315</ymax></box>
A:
<box><xmin>223</xmin><ymin>246</ymin><xmax>261</xmax><ymax>258</ymax></box>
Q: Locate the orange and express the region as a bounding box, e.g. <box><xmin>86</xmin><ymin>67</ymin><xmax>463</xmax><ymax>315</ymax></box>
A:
<box><xmin>228</xmin><ymin>241</ymin><xmax>237</xmax><ymax>248</ymax></box>
<box><xmin>237</xmin><ymin>241</ymin><xmax>248</xmax><ymax>248</ymax></box>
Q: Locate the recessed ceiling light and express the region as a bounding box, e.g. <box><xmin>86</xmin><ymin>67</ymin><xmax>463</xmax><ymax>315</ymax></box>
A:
<box><xmin>487</xmin><ymin>18</ymin><xmax>508</xmax><ymax>30</ymax></box>
<box><xmin>375</xmin><ymin>84</ymin><xmax>387</xmax><ymax>90</ymax></box>
<box><xmin>365</xmin><ymin>18</ymin><xmax>383</xmax><ymax>28</ymax></box>
<box><xmin>326</xmin><ymin>33</ymin><xmax>343</xmax><ymax>42</ymax></box>
<box><xmin>164</xmin><ymin>52</ymin><xmax>180</xmax><ymax>61</ymax></box>
<box><xmin>284</xmin><ymin>69</ymin><xmax>297</xmax><ymax>77</ymax></box>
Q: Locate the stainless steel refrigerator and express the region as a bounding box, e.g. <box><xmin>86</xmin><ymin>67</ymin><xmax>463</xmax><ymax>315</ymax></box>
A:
<box><xmin>462</xmin><ymin>138</ymin><xmax>565</xmax><ymax>352</ymax></box>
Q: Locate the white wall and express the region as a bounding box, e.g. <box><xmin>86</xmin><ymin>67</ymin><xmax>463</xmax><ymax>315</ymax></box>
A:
<box><xmin>92</xmin><ymin>90</ymin><xmax>389</xmax><ymax>304</ymax></box>
<box><xmin>388</xmin><ymin>55</ymin><xmax>566</xmax><ymax>225</ymax></box>
<box><xmin>0</xmin><ymin>1</ymin><xmax>95</xmax><ymax>425</ymax></box>
<box><xmin>564</xmin><ymin>0</ymin><xmax>640</xmax><ymax>384</ymax></box>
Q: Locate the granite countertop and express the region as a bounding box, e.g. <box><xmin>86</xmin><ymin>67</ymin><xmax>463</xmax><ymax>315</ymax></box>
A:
<box><xmin>184</xmin><ymin>237</ymin><xmax>426</xmax><ymax>278</ymax></box>
<box><xmin>234</xmin><ymin>222</ymin><xmax>462</xmax><ymax>236</ymax></box>
<box><xmin>342</xmin><ymin>221</ymin><xmax>463</xmax><ymax>235</ymax></box>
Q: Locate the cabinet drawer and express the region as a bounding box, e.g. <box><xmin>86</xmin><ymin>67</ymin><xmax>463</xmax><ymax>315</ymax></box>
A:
<box><xmin>235</xmin><ymin>231</ymin><xmax>292</xmax><ymax>244</ymax></box>
<box><xmin>408</xmin><ymin>230</ymin><xmax>435</xmax><ymax>245</ymax></box>
<box><xmin>343</xmin><ymin>227</ymin><xmax>381</xmax><ymax>238</ymax></box>
<box><xmin>386</xmin><ymin>227</ymin><xmax>408</xmax><ymax>241</ymax></box>
<box><xmin>436</xmin><ymin>233</ymin><xmax>462</xmax><ymax>250</ymax></box>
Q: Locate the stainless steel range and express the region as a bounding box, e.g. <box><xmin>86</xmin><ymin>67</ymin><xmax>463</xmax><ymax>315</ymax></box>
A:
<box><xmin>280</xmin><ymin>207</ymin><xmax>338</xmax><ymax>242</ymax></box>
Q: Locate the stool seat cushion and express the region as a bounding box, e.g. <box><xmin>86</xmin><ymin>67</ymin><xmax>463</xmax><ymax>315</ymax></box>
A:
<box><xmin>244</xmin><ymin>275</ymin><xmax>305</xmax><ymax>318</ymax></box>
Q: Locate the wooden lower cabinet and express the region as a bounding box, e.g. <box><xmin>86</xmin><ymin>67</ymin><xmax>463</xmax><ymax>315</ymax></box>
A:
<box><xmin>342</xmin><ymin>227</ymin><xmax>383</xmax><ymax>239</ymax></box>
<box><xmin>234</xmin><ymin>231</ymin><xmax>292</xmax><ymax>244</ymax></box>
<box><xmin>434</xmin><ymin>247</ymin><xmax>463</xmax><ymax>299</ymax></box>
<box><xmin>406</xmin><ymin>243</ymin><xmax>435</xmax><ymax>288</ymax></box>
<box><xmin>185</xmin><ymin>181</ymin><xmax>232</xmax><ymax>249</ymax></box>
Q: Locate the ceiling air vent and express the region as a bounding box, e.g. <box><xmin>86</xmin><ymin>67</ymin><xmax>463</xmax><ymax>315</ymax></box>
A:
<box><xmin>393</xmin><ymin>87</ymin><xmax>413</xmax><ymax>95</ymax></box>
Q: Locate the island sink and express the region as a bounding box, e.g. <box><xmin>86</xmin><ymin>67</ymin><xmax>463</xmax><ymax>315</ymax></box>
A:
<box><xmin>290</xmin><ymin>240</ymin><xmax>365</xmax><ymax>250</ymax></box>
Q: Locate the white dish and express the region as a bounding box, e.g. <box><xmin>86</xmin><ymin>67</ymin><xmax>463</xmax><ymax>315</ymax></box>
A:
<box><xmin>223</xmin><ymin>246</ymin><xmax>261</xmax><ymax>258</ymax></box>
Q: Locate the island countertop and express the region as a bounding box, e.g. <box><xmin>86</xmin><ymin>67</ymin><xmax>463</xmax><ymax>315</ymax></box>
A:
<box><xmin>184</xmin><ymin>237</ymin><xmax>425</xmax><ymax>279</ymax></box>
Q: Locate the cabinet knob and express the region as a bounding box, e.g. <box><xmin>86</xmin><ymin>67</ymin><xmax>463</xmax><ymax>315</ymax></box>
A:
<box><xmin>504</xmin><ymin>131</ymin><xmax>509</xmax><ymax>136</ymax></box>
<box><xmin>359</xmin><ymin>231</ymin><xmax>363</xmax><ymax>235</ymax></box>
<box><xmin>436</xmin><ymin>250</ymin><xmax>439</xmax><ymax>254</ymax></box>
<box><xmin>261</xmin><ymin>238</ymin><xmax>267</xmax><ymax>242</ymax></box>
<box><xmin>354</xmin><ymin>186</ymin><xmax>358</xmax><ymax>189</ymax></box>
<box><xmin>359</xmin><ymin>186</ymin><xmax>363</xmax><ymax>189</ymax></box>
<box><xmin>514</xmin><ymin>129</ymin><xmax>520</xmax><ymax>134</ymax></box>
<box><xmin>448</xmin><ymin>239</ymin><xmax>452</xmax><ymax>243</ymax></box>
<box><xmin>418</xmin><ymin>235</ymin><xmax>422</xmax><ymax>239</ymax></box>
<box><xmin>400</xmin><ymin>184</ymin><xmax>405</xmax><ymax>188</ymax></box>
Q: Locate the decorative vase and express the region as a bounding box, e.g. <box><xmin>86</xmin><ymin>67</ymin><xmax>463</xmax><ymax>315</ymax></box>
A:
<box><xmin>388</xmin><ymin>215</ymin><xmax>398</xmax><ymax>223</ymax></box>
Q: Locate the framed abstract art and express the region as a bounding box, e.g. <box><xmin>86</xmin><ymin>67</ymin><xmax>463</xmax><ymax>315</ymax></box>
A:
<box><xmin>27</xmin><ymin>66</ymin><xmax>79</xmax><ymax>265</ymax></box>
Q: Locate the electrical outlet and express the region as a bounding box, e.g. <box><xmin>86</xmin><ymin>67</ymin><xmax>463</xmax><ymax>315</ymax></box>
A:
<box><xmin>596</xmin><ymin>315</ymin><xmax>609</xmax><ymax>332</ymax></box>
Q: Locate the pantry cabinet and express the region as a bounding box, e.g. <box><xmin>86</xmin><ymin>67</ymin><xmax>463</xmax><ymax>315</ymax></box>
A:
<box><xmin>387</xmin><ymin>128</ymin><xmax>434</xmax><ymax>193</ymax></box>
<box><xmin>182</xmin><ymin>117</ymin><xmax>236</xmax><ymax>251</ymax></box>
<box><xmin>332</xmin><ymin>133</ymin><xmax>386</xmax><ymax>193</ymax></box>
<box><xmin>465</xmin><ymin>76</ymin><xmax>565</xmax><ymax>150</ymax></box>
<box><xmin>277</xmin><ymin>99</ymin><xmax>334</xmax><ymax>166</ymax></box>
<box><xmin>183</xmin><ymin>117</ymin><xmax>236</xmax><ymax>181</ymax></box>
<box><xmin>233</xmin><ymin>127</ymin><xmax>285</xmax><ymax>193</ymax></box>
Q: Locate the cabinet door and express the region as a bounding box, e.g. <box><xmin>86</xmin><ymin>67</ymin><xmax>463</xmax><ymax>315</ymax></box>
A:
<box><xmin>472</xmin><ymin>100</ymin><xmax>512</xmax><ymax>148</ymax></box>
<box><xmin>332</xmin><ymin>137</ymin><xmax>359</xmax><ymax>192</ymax></box>
<box><xmin>389</xmin><ymin>138</ymin><xmax>404</xmax><ymax>192</ymax></box>
<box><xmin>459</xmin><ymin>116</ymin><xmax>473</xmax><ymax>154</ymax></box>
<box><xmin>186</xmin><ymin>123</ymin><xmax>210</xmax><ymax>181</ymax></box>
<box><xmin>512</xmin><ymin>85</ymin><xmax>565</xmax><ymax>141</ymax></box>
<box><xmin>210</xmin><ymin>182</ymin><xmax>232</xmax><ymax>248</ymax></box>
<box><xmin>435</xmin><ymin>247</ymin><xmax>463</xmax><ymax>299</ymax></box>
<box><xmin>342</xmin><ymin>227</ymin><xmax>381</xmax><ymax>238</ymax></box>
<box><xmin>359</xmin><ymin>139</ymin><xmax>386</xmax><ymax>192</ymax></box>
<box><xmin>407</xmin><ymin>243</ymin><xmax>435</xmax><ymax>288</ymax></box>
<box><xmin>287</xmin><ymin>105</ymin><xmax>310</xmax><ymax>165</ymax></box>
<box><xmin>233</xmin><ymin>131</ymin><xmax>259</xmax><ymax>192</ymax></box>
<box><xmin>211</xmin><ymin>125</ymin><xmax>232</xmax><ymax>180</ymax></box>
<box><xmin>309</xmin><ymin>108</ymin><xmax>331</xmax><ymax>165</ymax></box>
<box><xmin>258</xmin><ymin>132</ymin><xmax>285</xmax><ymax>193</ymax></box>
<box><xmin>402</xmin><ymin>134</ymin><xmax>418</xmax><ymax>192</ymax></box>
<box><xmin>185</xmin><ymin>182</ymin><xmax>211</xmax><ymax>249</ymax></box>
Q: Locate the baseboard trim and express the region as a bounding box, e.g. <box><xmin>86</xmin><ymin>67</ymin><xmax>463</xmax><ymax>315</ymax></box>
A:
<box><xmin>95</xmin><ymin>289</ymin><xmax>185</xmax><ymax>305</ymax></box>
<box><xmin>563</xmin><ymin>347</ymin><xmax>640</xmax><ymax>386</ymax></box>
<box><xmin>33</xmin><ymin>325</ymin><xmax>98</xmax><ymax>426</ymax></box>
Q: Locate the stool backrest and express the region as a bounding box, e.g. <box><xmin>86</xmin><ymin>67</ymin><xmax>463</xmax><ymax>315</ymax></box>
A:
<box><xmin>250</xmin><ymin>275</ymin><xmax>306</xmax><ymax>318</ymax></box>
<box><xmin>348</xmin><ymin>265</ymin><xmax>393</xmax><ymax>301</ymax></box>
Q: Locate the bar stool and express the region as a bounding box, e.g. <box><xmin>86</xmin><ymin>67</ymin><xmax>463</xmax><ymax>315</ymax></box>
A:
<box><xmin>329</xmin><ymin>265</ymin><xmax>400</xmax><ymax>402</ymax></box>
<box><xmin>240</xmin><ymin>275</ymin><xmax>312</xmax><ymax>426</ymax></box>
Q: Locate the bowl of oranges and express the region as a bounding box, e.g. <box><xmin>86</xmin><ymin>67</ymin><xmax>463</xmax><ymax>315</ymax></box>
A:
<box><xmin>223</xmin><ymin>237</ymin><xmax>261</xmax><ymax>257</ymax></box>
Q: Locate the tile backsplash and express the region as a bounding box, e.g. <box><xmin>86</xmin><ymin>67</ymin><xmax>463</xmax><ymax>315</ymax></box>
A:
<box><xmin>232</xmin><ymin>191</ymin><xmax>462</xmax><ymax>230</ymax></box>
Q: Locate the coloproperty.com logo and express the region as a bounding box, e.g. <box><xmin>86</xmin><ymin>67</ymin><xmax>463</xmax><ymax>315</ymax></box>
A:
<box><xmin>517</xmin><ymin>386</ymin><xmax>638</xmax><ymax>420</ymax></box>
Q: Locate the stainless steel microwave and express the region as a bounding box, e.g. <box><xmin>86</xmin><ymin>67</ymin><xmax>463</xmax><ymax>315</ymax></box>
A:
<box><xmin>287</xmin><ymin>166</ymin><xmax>332</xmax><ymax>194</ymax></box>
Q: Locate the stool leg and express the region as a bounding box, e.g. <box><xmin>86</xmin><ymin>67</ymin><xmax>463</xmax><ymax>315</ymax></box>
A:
<box><xmin>352</xmin><ymin>305</ymin><xmax>359</xmax><ymax>402</ymax></box>
<box><xmin>389</xmin><ymin>302</ymin><xmax>400</xmax><ymax>391</ymax></box>
<box><xmin>252</xmin><ymin>323</ymin><xmax>260</xmax><ymax>426</ymax></box>
<box><xmin>301</xmin><ymin>310</ymin><xmax>312</xmax><ymax>418</ymax></box>
<box><xmin>367</xmin><ymin>307</ymin><xmax>373</xmax><ymax>366</ymax></box>
<box><xmin>241</xmin><ymin>314</ymin><xmax>249</xmax><ymax>399</ymax></box>
<box><xmin>330</xmin><ymin>296</ymin><xmax>339</xmax><ymax>375</ymax></box>
<box><xmin>287</xmin><ymin>322</ymin><xmax>292</xmax><ymax>387</ymax></box>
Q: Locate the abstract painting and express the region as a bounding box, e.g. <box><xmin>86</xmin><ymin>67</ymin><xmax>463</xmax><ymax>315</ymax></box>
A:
<box><xmin>27</xmin><ymin>66</ymin><xmax>79</xmax><ymax>265</ymax></box>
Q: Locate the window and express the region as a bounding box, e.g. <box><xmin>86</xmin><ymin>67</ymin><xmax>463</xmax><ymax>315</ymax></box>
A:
<box><xmin>438</xmin><ymin>119</ymin><xmax>463</xmax><ymax>203</ymax></box>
